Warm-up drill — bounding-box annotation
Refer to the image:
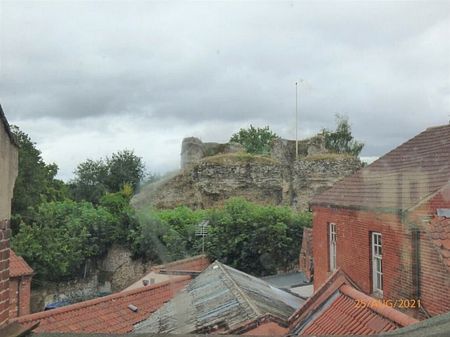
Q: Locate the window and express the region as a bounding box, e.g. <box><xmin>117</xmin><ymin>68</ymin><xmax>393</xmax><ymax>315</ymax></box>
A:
<box><xmin>329</xmin><ymin>223</ymin><xmax>337</xmax><ymax>271</ymax></box>
<box><xmin>372</xmin><ymin>232</ymin><xmax>383</xmax><ymax>294</ymax></box>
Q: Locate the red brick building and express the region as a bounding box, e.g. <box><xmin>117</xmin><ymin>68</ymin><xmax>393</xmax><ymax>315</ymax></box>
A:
<box><xmin>310</xmin><ymin>124</ymin><xmax>450</xmax><ymax>318</ymax></box>
<box><xmin>8</xmin><ymin>250</ymin><xmax>33</xmax><ymax>318</ymax></box>
<box><xmin>299</xmin><ymin>228</ymin><xmax>313</xmax><ymax>282</ymax></box>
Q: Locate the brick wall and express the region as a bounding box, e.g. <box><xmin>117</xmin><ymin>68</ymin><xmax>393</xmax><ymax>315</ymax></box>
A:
<box><xmin>410</xmin><ymin>186</ymin><xmax>450</xmax><ymax>219</ymax></box>
<box><xmin>411</xmin><ymin>188</ymin><xmax>450</xmax><ymax>316</ymax></box>
<box><xmin>152</xmin><ymin>255</ymin><xmax>210</xmax><ymax>272</ymax></box>
<box><xmin>312</xmin><ymin>185</ymin><xmax>450</xmax><ymax>317</ymax></box>
<box><xmin>8</xmin><ymin>278</ymin><xmax>18</xmax><ymax>318</ymax></box>
<box><xmin>312</xmin><ymin>207</ymin><xmax>416</xmax><ymax>302</ymax></box>
<box><xmin>0</xmin><ymin>220</ymin><xmax>10</xmax><ymax>327</ymax></box>
<box><xmin>9</xmin><ymin>276</ymin><xmax>32</xmax><ymax>318</ymax></box>
<box><xmin>299</xmin><ymin>227</ymin><xmax>313</xmax><ymax>282</ymax></box>
<box><xmin>417</xmin><ymin>230</ymin><xmax>450</xmax><ymax>316</ymax></box>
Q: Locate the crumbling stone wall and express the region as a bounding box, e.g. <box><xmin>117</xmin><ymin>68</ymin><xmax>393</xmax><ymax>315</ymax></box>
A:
<box><xmin>182</xmin><ymin>134</ymin><xmax>329</xmax><ymax>170</ymax></box>
<box><xmin>292</xmin><ymin>156</ymin><xmax>362</xmax><ymax>210</ymax></box>
<box><xmin>133</xmin><ymin>155</ymin><xmax>361</xmax><ymax>212</ymax></box>
<box><xmin>133</xmin><ymin>134</ymin><xmax>362</xmax><ymax>211</ymax></box>
<box><xmin>181</xmin><ymin>137</ymin><xmax>244</xmax><ymax>170</ymax></box>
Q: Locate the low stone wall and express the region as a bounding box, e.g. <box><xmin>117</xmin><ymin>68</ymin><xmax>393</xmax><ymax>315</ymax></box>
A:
<box><xmin>30</xmin><ymin>244</ymin><xmax>154</xmax><ymax>313</ymax></box>
<box><xmin>30</xmin><ymin>274</ymin><xmax>101</xmax><ymax>313</ymax></box>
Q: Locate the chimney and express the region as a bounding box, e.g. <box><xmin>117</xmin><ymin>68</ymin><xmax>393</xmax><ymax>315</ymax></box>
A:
<box><xmin>0</xmin><ymin>220</ymin><xmax>11</xmax><ymax>327</ymax></box>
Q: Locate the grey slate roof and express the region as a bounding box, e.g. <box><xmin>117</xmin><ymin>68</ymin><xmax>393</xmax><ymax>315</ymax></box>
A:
<box><xmin>134</xmin><ymin>261</ymin><xmax>304</xmax><ymax>334</ymax></box>
<box><xmin>261</xmin><ymin>271</ymin><xmax>309</xmax><ymax>289</ymax></box>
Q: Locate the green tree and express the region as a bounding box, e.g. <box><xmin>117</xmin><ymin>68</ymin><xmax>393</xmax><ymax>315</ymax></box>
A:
<box><xmin>106</xmin><ymin>150</ymin><xmax>146</xmax><ymax>193</ymax></box>
<box><xmin>158</xmin><ymin>206</ymin><xmax>207</xmax><ymax>260</ymax></box>
<box><xmin>12</xmin><ymin>200</ymin><xmax>118</xmax><ymax>281</ymax></box>
<box><xmin>323</xmin><ymin>115</ymin><xmax>364</xmax><ymax>156</ymax></box>
<box><xmin>205</xmin><ymin>198</ymin><xmax>310</xmax><ymax>276</ymax></box>
<box><xmin>128</xmin><ymin>211</ymin><xmax>171</xmax><ymax>262</ymax></box>
<box><xmin>230</xmin><ymin>125</ymin><xmax>278</xmax><ymax>155</ymax></box>
<box><xmin>99</xmin><ymin>184</ymin><xmax>139</xmax><ymax>240</ymax></box>
<box><xmin>11</xmin><ymin>126</ymin><xmax>68</xmax><ymax>232</ymax></box>
<box><xmin>70</xmin><ymin>150</ymin><xmax>146</xmax><ymax>203</ymax></box>
<box><xmin>129</xmin><ymin>199</ymin><xmax>310</xmax><ymax>276</ymax></box>
<box><xmin>69</xmin><ymin>159</ymin><xmax>109</xmax><ymax>204</ymax></box>
<box><xmin>129</xmin><ymin>206</ymin><xmax>206</xmax><ymax>262</ymax></box>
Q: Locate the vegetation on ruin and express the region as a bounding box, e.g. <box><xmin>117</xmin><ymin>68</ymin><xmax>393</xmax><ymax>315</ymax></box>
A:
<box><xmin>322</xmin><ymin>114</ymin><xmax>364</xmax><ymax>156</ymax></box>
<box><xmin>230</xmin><ymin>125</ymin><xmax>278</xmax><ymax>155</ymax></box>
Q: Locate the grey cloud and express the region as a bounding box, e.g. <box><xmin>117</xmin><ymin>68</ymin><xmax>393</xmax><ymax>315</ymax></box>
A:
<box><xmin>1</xmin><ymin>1</ymin><xmax>449</xmax><ymax>178</ymax></box>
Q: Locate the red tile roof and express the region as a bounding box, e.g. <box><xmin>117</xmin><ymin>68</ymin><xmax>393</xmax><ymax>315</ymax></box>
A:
<box><xmin>428</xmin><ymin>216</ymin><xmax>450</xmax><ymax>272</ymax></box>
<box><xmin>289</xmin><ymin>269</ymin><xmax>418</xmax><ymax>336</ymax></box>
<box><xmin>13</xmin><ymin>276</ymin><xmax>191</xmax><ymax>334</ymax></box>
<box><xmin>9</xmin><ymin>250</ymin><xmax>33</xmax><ymax>277</ymax></box>
<box><xmin>311</xmin><ymin>124</ymin><xmax>450</xmax><ymax>211</ymax></box>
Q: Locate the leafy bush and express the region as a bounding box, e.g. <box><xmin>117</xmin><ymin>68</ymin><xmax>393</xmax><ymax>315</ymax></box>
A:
<box><xmin>206</xmin><ymin>198</ymin><xmax>311</xmax><ymax>276</ymax></box>
<box><xmin>11</xmin><ymin>126</ymin><xmax>68</xmax><ymax>233</ymax></box>
<box><xmin>230</xmin><ymin>125</ymin><xmax>278</xmax><ymax>155</ymax></box>
<box><xmin>129</xmin><ymin>206</ymin><xmax>206</xmax><ymax>262</ymax></box>
<box><xmin>70</xmin><ymin>150</ymin><xmax>146</xmax><ymax>204</ymax></box>
<box><xmin>12</xmin><ymin>200</ymin><xmax>121</xmax><ymax>281</ymax></box>
<box><xmin>12</xmin><ymin>187</ymin><xmax>142</xmax><ymax>282</ymax></box>
<box><xmin>129</xmin><ymin>212</ymin><xmax>172</xmax><ymax>262</ymax></box>
<box><xmin>130</xmin><ymin>199</ymin><xmax>311</xmax><ymax>276</ymax></box>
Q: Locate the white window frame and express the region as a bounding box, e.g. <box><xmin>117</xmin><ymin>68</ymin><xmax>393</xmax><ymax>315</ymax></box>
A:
<box><xmin>372</xmin><ymin>232</ymin><xmax>383</xmax><ymax>295</ymax></box>
<box><xmin>329</xmin><ymin>223</ymin><xmax>337</xmax><ymax>271</ymax></box>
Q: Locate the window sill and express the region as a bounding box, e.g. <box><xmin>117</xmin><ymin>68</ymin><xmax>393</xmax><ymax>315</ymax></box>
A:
<box><xmin>371</xmin><ymin>291</ymin><xmax>383</xmax><ymax>299</ymax></box>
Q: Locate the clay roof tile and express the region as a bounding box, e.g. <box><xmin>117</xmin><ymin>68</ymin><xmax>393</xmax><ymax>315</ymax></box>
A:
<box><xmin>9</xmin><ymin>250</ymin><xmax>33</xmax><ymax>277</ymax></box>
<box><xmin>12</xmin><ymin>276</ymin><xmax>191</xmax><ymax>334</ymax></box>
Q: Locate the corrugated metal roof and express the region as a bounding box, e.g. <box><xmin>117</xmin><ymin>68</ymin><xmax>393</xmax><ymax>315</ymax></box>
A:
<box><xmin>311</xmin><ymin>124</ymin><xmax>450</xmax><ymax>211</ymax></box>
<box><xmin>262</xmin><ymin>271</ymin><xmax>308</xmax><ymax>289</ymax></box>
<box><xmin>134</xmin><ymin>261</ymin><xmax>305</xmax><ymax>334</ymax></box>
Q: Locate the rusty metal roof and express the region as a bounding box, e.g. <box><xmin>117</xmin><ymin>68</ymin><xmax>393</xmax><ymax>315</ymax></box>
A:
<box><xmin>134</xmin><ymin>261</ymin><xmax>305</xmax><ymax>334</ymax></box>
<box><xmin>311</xmin><ymin>124</ymin><xmax>450</xmax><ymax>212</ymax></box>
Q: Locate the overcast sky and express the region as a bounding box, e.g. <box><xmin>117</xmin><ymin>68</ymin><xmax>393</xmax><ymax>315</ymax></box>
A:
<box><xmin>1</xmin><ymin>1</ymin><xmax>449</xmax><ymax>181</ymax></box>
